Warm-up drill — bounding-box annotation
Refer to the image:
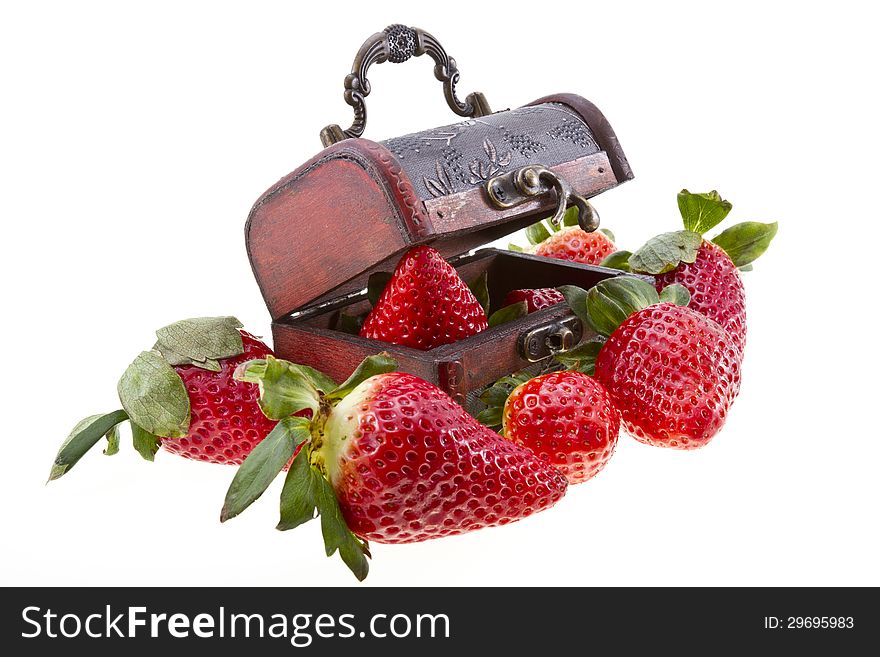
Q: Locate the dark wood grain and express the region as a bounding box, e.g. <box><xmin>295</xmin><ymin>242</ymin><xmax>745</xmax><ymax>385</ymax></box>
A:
<box><xmin>272</xmin><ymin>320</ymin><xmax>438</xmax><ymax>387</ymax></box>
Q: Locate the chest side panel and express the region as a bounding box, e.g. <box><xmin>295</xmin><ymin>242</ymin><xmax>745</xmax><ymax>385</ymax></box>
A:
<box><xmin>247</xmin><ymin>157</ymin><xmax>409</xmax><ymax>319</ymax></box>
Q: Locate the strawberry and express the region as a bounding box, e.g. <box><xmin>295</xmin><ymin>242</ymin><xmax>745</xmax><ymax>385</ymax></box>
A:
<box><xmin>510</xmin><ymin>205</ymin><xmax>616</xmax><ymax>266</ymax></box>
<box><xmin>654</xmin><ymin>241</ymin><xmax>747</xmax><ymax>352</ymax></box>
<box><xmin>502</xmin><ymin>288</ymin><xmax>565</xmax><ymax>313</ymax></box>
<box><xmin>558</xmin><ymin>278</ymin><xmax>742</xmax><ymax>449</ymax></box>
<box><xmin>360</xmin><ymin>245</ymin><xmax>488</xmax><ymax>350</ymax></box>
<box><xmin>479</xmin><ymin>370</ymin><xmax>619</xmax><ymax>484</ymax></box>
<box><xmin>221</xmin><ymin>354</ymin><xmax>569</xmax><ymax>580</ymax></box>
<box><xmin>624</xmin><ymin>190</ymin><xmax>778</xmax><ymax>353</ymax></box>
<box><xmin>533</xmin><ymin>226</ymin><xmax>616</xmax><ymax>265</ymax></box>
<box><xmin>49</xmin><ymin>317</ymin><xmax>331</xmax><ymax>480</ymax></box>
<box><xmin>160</xmin><ymin>331</ymin><xmax>280</xmax><ymax>465</ymax></box>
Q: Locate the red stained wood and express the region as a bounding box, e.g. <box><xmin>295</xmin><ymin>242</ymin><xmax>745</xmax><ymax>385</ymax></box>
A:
<box><xmin>246</xmin><ymin>140</ymin><xmax>432</xmax><ymax>320</ymax></box>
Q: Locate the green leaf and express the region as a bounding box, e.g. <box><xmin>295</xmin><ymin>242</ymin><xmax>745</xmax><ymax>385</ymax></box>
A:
<box><xmin>276</xmin><ymin>447</ymin><xmax>370</xmax><ymax>580</ymax></box>
<box><xmin>628</xmin><ymin>230</ymin><xmax>702</xmax><ymax>275</ymax></box>
<box><xmin>561</xmin><ymin>205</ymin><xmax>580</xmax><ymax>228</ymax></box>
<box><xmin>295</xmin><ymin>363</ymin><xmax>337</xmax><ymax>395</ymax></box>
<box><xmin>103</xmin><ymin>423</ymin><xmax>121</xmax><ymax>456</ymax></box>
<box><xmin>242</xmin><ymin>358</ymin><xmax>334</xmax><ymax>395</ymax></box>
<box><xmin>468</xmin><ymin>271</ymin><xmax>490</xmax><ymax>315</ymax></box>
<box><xmin>155</xmin><ymin>341</ymin><xmax>223</xmax><ymax>371</ymax></box>
<box><xmin>599</xmin><ymin>250</ymin><xmax>632</xmax><ymax>272</ymax></box>
<box><xmin>337</xmin><ymin>313</ymin><xmax>364</xmax><ymax>335</ymax></box>
<box><xmin>315</xmin><ymin>473</ymin><xmax>370</xmax><ymax>581</ymax></box>
<box><xmin>554</xmin><ymin>339</ymin><xmax>605</xmax><ymax>376</ymax></box>
<box><xmin>710</xmin><ymin>221</ymin><xmax>778</xmax><ymax>268</ymax></box>
<box><xmin>367</xmin><ymin>272</ymin><xmax>392</xmax><ymax>307</ymax></box>
<box><xmin>117</xmin><ymin>351</ymin><xmax>190</xmax><ymax>438</ymax></box>
<box><xmin>277</xmin><ymin>447</ymin><xmax>322</xmax><ymax>531</ymax></box>
<box><xmin>677</xmin><ymin>189</ymin><xmax>732</xmax><ymax>234</ymax></box>
<box><xmin>476</xmin><ymin>369</ymin><xmax>534</xmax><ymax>429</ymax></box>
<box><xmin>557</xmin><ymin>285</ymin><xmax>591</xmax><ymax>327</ymax></box>
<box><xmin>659</xmin><ymin>283</ymin><xmax>691</xmax><ymax>306</ymax></box>
<box><xmin>475</xmin><ymin>406</ymin><xmax>504</xmax><ymax>428</ymax></box>
<box><xmin>586</xmin><ymin>277</ymin><xmax>660</xmax><ymax>337</ymax></box>
<box><xmin>479</xmin><ymin>371</ymin><xmax>533</xmax><ymax>408</ymax></box>
<box><xmin>131</xmin><ymin>422</ymin><xmax>161</xmax><ymax>462</ymax></box>
<box><xmin>508</xmin><ymin>242</ymin><xmax>526</xmax><ymax>252</ymax></box>
<box><xmin>738</xmin><ymin>264</ymin><xmax>754</xmax><ymax>272</ymax></box>
<box><xmin>49</xmin><ymin>410</ymin><xmax>129</xmax><ymax>481</ymax></box>
<box><xmin>327</xmin><ymin>353</ymin><xmax>398</xmax><ymax>400</ymax></box>
<box><xmin>234</xmin><ymin>356</ymin><xmax>323</xmax><ymax>419</ymax></box>
<box><xmin>488</xmin><ymin>301</ymin><xmax>528</xmax><ymax>327</ymax></box>
<box><xmin>599</xmin><ymin>228</ymin><xmax>616</xmax><ymax>242</ymax></box>
<box><xmin>526</xmin><ymin>221</ymin><xmax>551</xmax><ymax>245</ymax></box>
<box><xmin>154</xmin><ymin>317</ymin><xmax>244</xmax><ymax>370</ymax></box>
<box><xmin>220</xmin><ymin>415</ymin><xmax>311</xmax><ymax>522</ymax></box>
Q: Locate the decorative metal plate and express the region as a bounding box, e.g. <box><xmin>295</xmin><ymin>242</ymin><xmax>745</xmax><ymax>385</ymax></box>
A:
<box><xmin>379</xmin><ymin>103</ymin><xmax>600</xmax><ymax>201</ymax></box>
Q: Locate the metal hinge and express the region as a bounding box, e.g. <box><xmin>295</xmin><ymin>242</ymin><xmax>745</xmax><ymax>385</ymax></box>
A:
<box><xmin>517</xmin><ymin>316</ymin><xmax>584</xmax><ymax>363</ymax></box>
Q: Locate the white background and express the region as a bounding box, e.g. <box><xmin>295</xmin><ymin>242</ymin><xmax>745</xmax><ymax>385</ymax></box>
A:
<box><xmin>2</xmin><ymin>1</ymin><xmax>878</xmax><ymax>587</ymax></box>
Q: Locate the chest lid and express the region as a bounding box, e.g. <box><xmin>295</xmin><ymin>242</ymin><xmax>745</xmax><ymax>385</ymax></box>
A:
<box><xmin>246</xmin><ymin>25</ymin><xmax>633</xmax><ymax>321</ymax></box>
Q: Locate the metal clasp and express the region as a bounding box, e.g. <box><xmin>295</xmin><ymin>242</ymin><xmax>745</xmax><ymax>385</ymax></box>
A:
<box><xmin>518</xmin><ymin>316</ymin><xmax>584</xmax><ymax>362</ymax></box>
<box><xmin>486</xmin><ymin>165</ymin><xmax>600</xmax><ymax>231</ymax></box>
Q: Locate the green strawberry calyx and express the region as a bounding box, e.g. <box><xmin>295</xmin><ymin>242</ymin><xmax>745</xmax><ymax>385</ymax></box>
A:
<box><xmin>49</xmin><ymin>316</ymin><xmax>250</xmax><ymax>482</ymax></box>
<box><xmin>476</xmin><ymin>368</ymin><xmax>536</xmax><ymax>430</ymax></box>
<box><xmin>620</xmin><ymin>190</ymin><xmax>777</xmax><ymax>275</ymax></box>
<box><xmin>555</xmin><ymin>279</ymin><xmax>690</xmax><ymax>374</ymax></box>
<box><xmin>220</xmin><ymin>353</ymin><xmax>398</xmax><ymax>582</ymax></box>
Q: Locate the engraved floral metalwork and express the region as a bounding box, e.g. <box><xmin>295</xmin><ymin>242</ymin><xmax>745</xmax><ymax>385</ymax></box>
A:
<box><xmin>468</xmin><ymin>138</ymin><xmax>512</xmax><ymax>184</ymax></box>
<box><xmin>424</xmin><ymin>161</ymin><xmax>456</xmax><ymax>198</ymax></box>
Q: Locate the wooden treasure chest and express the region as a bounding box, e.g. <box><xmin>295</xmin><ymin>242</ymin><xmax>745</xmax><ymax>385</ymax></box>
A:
<box><xmin>246</xmin><ymin>25</ymin><xmax>637</xmax><ymax>413</ymax></box>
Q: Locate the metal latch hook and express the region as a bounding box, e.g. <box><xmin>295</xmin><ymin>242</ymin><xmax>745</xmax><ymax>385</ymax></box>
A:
<box><xmin>486</xmin><ymin>165</ymin><xmax>600</xmax><ymax>232</ymax></box>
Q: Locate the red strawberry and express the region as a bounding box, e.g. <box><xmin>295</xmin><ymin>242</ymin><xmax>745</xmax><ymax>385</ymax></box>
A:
<box><xmin>511</xmin><ymin>205</ymin><xmax>615</xmax><ymax>266</ymax></box>
<box><xmin>533</xmin><ymin>226</ymin><xmax>616</xmax><ymax>265</ymax></box>
<box><xmin>325</xmin><ymin>372</ymin><xmax>568</xmax><ymax>541</ymax></box>
<box><xmin>502</xmin><ymin>288</ymin><xmax>565</xmax><ymax>313</ymax></box>
<box><xmin>163</xmin><ymin>331</ymin><xmax>279</xmax><ymax>465</ymax></box>
<box><xmin>49</xmin><ymin>317</ymin><xmax>329</xmax><ymax>480</ymax></box>
<box><xmin>560</xmin><ymin>278</ymin><xmax>742</xmax><ymax>449</ymax></box>
<box><xmin>221</xmin><ymin>354</ymin><xmax>568</xmax><ymax>580</ymax></box>
<box><xmin>627</xmin><ymin>190</ymin><xmax>777</xmax><ymax>354</ymax></box>
<box><xmin>500</xmin><ymin>371</ymin><xmax>619</xmax><ymax>484</ymax></box>
<box><xmin>654</xmin><ymin>241</ymin><xmax>747</xmax><ymax>352</ymax></box>
<box><xmin>360</xmin><ymin>245</ymin><xmax>488</xmax><ymax>350</ymax></box>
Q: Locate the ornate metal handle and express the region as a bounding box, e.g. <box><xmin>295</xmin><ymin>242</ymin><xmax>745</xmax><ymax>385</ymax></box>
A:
<box><xmin>320</xmin><ymin>24</ymin><xmax>491</xmax><ymax>147</ymax></box>
<box><xmin>485</xmin><ymin>165</ymin><xmax>601</xmax><ymax>232</ymax></box>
